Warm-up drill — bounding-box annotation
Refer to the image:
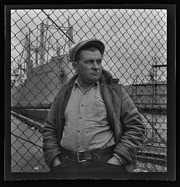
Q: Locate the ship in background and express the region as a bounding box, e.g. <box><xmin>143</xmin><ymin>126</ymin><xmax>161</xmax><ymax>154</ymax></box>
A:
<box><xmin>11</xmin><ymin>17</ymin><xmax>167</xmax><ymax>167</ymax></box>
<box><xmin>10</xmin><ymin>12</ymin><xmax>167</xmax><ymax>172</ymax></box>
<box><xmin>11</xmin><ymin>17</ymin><xmax>167</xmax><ymax>126</ymax></box>
<box><xmin>11</xmin><ymin>18</ymin><xmax>75</xmax><ymax>124</ymax></box>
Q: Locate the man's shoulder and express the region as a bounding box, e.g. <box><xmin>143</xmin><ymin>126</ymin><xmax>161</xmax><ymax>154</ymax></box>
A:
<box><xmin>54</xmin><ymin>82</ymin><xmax>72</xmax><ymax>99</ymax></box>
<box><xmin>112</xmin><ymin>83</ymin><xmax>123</xmax><ymax>92</ymax></box>
<box><xmin>54</xmin><ymin>75</ymin><xmax>78</xmax><ymax>100</ymax></box>
<box><xmin>110</xmin><ymin>83</ymin><xmax>130</xmax><ymax>98</ymax></box>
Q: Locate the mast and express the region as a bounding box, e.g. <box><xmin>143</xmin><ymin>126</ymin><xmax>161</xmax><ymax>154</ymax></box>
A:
<box><xmin>40</xmin><ymin>22</ymin><xmax>45</xmax><ymax>65</ymax></box>
<box><xmin>67</xmin><ymin>16</ymin><xmax>73</xmax><ymax>49</ymax></box>
<box><xmin>35</xmin><ymin>29</ymin><xmax>39</xmax><ymax>66</ymax></box>
<box><xmin>56</xmin><ymin>39</ymin><xmax>60</xmax><ymax>56</ymax></box>
<box><xmin>26</xmin><ymin>30</ymin><xmax>32</xmax><ymax>72</ymax></box>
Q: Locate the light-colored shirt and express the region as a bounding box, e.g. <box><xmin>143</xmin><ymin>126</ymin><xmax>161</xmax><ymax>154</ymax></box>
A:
<box><xmin>60</xmin><ymin>79</ymin><xmax>115</xmax><ymax>152</ymax></box>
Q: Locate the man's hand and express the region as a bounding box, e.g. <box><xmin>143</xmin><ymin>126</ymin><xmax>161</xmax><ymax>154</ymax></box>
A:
<box><xmin>107</xmin><ymin>156</ymin><xmax>123</xmax><ymax>165</ymax></box>
<box><xmin>52</xmin><ymin>156</ymin><xmax>61</xmax><ymax>167</ymax></box>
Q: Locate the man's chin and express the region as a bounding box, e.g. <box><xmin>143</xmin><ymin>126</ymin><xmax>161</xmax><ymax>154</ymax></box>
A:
<box><xmin>91</xmin><ymin>77</ymin><xmax>100</xmax><ymax>83</ymax></box>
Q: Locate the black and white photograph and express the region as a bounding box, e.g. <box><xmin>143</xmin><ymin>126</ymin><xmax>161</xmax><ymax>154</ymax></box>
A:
<box><xmin>4</xmin><ymin>4</ymin><xmax>176</xmax><ymax>181</ymax></box>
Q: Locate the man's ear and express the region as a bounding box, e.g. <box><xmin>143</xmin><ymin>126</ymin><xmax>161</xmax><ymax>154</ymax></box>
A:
<box><xmin>72</xmin><ymin>62</ymin><xmax>78</xmax><ymax>71</ymax></box>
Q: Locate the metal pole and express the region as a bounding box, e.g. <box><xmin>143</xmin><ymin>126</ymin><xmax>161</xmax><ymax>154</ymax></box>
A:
<box><xmin>41</xmin><ymin>10</ymin><xmax>75</xmax><ymax>45</ymax></box>
<box><xmin>40</xmin><ymin>22</ymin><xmax>45</xmax><ymax>65</ymax></box>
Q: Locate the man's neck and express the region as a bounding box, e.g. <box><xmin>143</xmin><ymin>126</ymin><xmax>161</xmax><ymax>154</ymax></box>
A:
<box><xmin>77</xmin><ymin>79</ymin><xmax>96</xmax><ymax>92</ymax></box>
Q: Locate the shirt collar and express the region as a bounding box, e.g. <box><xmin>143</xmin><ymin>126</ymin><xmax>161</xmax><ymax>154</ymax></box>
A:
<box><xmin>74</xmin><ymin>78</ymin><xmax>99</xmax><ymax>91</ymax></box>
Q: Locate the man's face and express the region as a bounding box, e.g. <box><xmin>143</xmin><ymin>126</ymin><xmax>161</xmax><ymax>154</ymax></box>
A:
<box><xmin>73</xmin><ymin>49</ymin><xmax>103</xmax><ymax>85</ymax></box>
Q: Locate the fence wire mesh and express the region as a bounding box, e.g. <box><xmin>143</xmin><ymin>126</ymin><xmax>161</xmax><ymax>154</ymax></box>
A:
<box><xmin>11</xmin><ymin>9</ymin><xmax>167</xmax><ymax>172</ymax></box>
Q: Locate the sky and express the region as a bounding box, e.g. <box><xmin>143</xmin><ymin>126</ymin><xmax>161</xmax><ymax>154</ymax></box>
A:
<box><xmin>11</xmin><ymin>9</ymin><xmax>167</xmax><ymax>85</ymax></box>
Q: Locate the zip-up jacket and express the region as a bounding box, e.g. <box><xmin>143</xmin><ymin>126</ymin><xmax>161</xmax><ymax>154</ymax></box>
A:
<box><xmin>43</xmin><ymin>69</ymin><xmax>145</xmax><ymax>170</ymax></box>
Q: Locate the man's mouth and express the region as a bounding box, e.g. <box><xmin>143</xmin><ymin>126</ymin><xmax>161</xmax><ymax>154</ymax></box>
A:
<box><xmin>90</xmin><ymin>72</ymin><xmax>100</xmax><ymax>76</ymax></box>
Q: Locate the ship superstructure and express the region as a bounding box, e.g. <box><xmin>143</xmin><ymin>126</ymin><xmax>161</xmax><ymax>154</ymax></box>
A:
<box><xmin>11</xmin><ymin>18</ymin><xmax>75</xmax><ymax>108</ymax></box>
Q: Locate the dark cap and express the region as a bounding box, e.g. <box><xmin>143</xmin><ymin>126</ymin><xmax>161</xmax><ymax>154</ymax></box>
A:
<box><xmin>69</xmin><ymin>39</ymin><xmax>105</xmax><ymax>62</ymax></box>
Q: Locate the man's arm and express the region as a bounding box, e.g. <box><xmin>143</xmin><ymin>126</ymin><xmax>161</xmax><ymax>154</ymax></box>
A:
<box><xmin>42</xmin><ymin>95</ymin><xmax>61</xmax><ymax>169</ymax></box>
<box><xmin>113</xmin><ymin>86</ymin><xmax>145</xmax><ymax>165</ymax></box>
<box><xmin>107</xmin><ymin>153</ymin><xmax>124</xmax><ymax>165</ymax></box>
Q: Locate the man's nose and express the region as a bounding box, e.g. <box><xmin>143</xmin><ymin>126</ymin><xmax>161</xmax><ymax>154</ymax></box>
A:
<box><xmin>92</xmin><ymin>61</ymin><xmax>100</xmax><ymax>69</ymax></box>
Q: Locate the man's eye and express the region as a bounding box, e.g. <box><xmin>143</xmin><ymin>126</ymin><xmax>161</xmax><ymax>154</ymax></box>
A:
<box><xmin>85</xmin><ymin>60</ymin><xmax>92</xmax><ymax>64</ymax></box>
<box><xmin>97</xmin><ymin>60</ymin><xmax>102</xmax><ymax>64</ymax></box>
<box><xmin>84</xmin><ymin>60</ymin><xmax>102</xmax><ymax>64</ymax></box>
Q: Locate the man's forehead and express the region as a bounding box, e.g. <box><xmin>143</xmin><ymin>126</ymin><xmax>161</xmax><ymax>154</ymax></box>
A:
<box><xmin>80</xmin><ymin>50</ymin><xmax>102</xmax><ymax>59</ymax></box>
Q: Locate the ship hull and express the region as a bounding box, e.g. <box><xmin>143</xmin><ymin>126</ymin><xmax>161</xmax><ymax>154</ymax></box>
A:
<box><xmin>11</xmin><ymin>55</ymin><xmax>75</xmax><ymax>123</ymax></box>
<box><xmin>11</xmin><ymin>54</ymin><xmax>74</xmax><ymax>108</ymax></box>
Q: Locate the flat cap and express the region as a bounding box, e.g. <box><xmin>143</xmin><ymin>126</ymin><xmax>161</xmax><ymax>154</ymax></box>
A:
<box><xmin>69</xmin><ymin>39</ymin><xmax>105</xmax><ymax>62</ymax></box>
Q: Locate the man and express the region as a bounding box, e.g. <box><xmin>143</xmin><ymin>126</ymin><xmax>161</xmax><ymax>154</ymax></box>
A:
<box><xmin>43</xmin><ymin>39</ymin><xmax>145</xmax><ymax>176</ymax></box>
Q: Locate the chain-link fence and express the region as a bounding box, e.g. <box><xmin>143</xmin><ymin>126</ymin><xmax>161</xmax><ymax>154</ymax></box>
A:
<box><xmin>11</xmin><ymin>9</ymin><xmax>167</xmax><ymax>173</ymax></box>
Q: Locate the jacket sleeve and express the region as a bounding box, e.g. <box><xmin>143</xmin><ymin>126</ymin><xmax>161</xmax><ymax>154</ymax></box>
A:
<box><xmin>114</xmin><ymin>86</ymin><xmax>145</xmax><ymax>165</ymax></box>
<box><xmin>42</xmin><ymin>94</ymin><xmax>61</xmax><ymax>169</ymax></box>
